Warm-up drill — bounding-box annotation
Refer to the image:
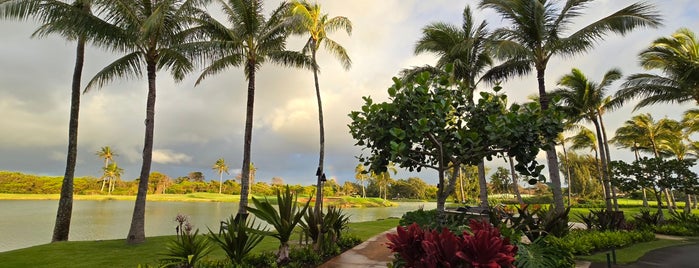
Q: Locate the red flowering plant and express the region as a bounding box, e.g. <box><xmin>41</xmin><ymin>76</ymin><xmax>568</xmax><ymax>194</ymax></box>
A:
<box><xmin>457</xmin><ymin>220</ymin><xmax>517</xmax><ymax>268</ymax></box>
<box><xmin>386</xmin><ymin>220</ymin><xmax>517</xmax><ymax>268</ymax></box>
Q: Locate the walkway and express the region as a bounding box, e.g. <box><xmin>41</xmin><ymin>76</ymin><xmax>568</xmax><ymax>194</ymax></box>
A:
<box><xmin>320</xmin><ymin>230</ymin><xmax>698</xmax><ymax>268</ymax></box>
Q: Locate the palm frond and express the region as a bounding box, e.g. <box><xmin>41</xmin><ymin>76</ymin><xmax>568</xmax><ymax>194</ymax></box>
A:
<box><xmin>85</xmin><ymin>52</ymin><xmax>144</xmax><ymax>92</ymax></box>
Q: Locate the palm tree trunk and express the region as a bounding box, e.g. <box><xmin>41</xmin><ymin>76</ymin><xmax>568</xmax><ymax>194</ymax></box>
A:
<box><xmin>238</xmin><ymin>64</ymin><xmax>256</xmax><ymax>218</ymax></box>
<box><xmin>477</xmin><ymin>161</ymin><xmax>488</xmax><ymax>208</ymax></box>
<box><xmin>459</xmin><ymin>165</ymin><xmax>465</xmax><ymax>203</ymax></box>
<box><xmin>561</xmin><ymin>141</ymin><xmax>572</xmax><ymax>206</ymax></box>
<box><xmin>536</xmin><ymin>67</ymin><xmax>565</xmax><ymax>213</ymax></box>
<box><xmin>126</xmin><ymin>60</ymin><xmax>157</xmax><ymax>244</ymax></box>
<box><xmin>52</xmin><ymin>37</ymin><xmax>85</xmax><ymax>242</ymax></box>
<box><xmin>592</xmin><ymin>119</ymin><xmax>613</xmax><ymax>211</ymax></box>
<box><xmin>684</xmin><ymin>193</ymin><xmax>691</xmax><ymax>214</ymax></box>
<box><xmin>508</xmin><ymin>156</ymin><xmax>523</xmax><ymax>204</ymax></box>
<box><xmin>598</xmin><ymin>114</ymin><xmax>619</xmax><ymax>211</ymax></box>
<box><xmin>312</xmin><ymin>48</ymin><xmax>325</xmax><ymax>219</ymax></box>
<box><xmin>218</xmin><ymin>173</ymin><xmax>223</xmax><ymax>194</ymax></box>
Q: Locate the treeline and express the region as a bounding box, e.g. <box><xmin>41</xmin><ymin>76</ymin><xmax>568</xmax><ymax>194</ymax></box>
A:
<box><xmin>0</xmin><ymin>170</ymin><xmax>442</xmax><ymax>200</ymax></box>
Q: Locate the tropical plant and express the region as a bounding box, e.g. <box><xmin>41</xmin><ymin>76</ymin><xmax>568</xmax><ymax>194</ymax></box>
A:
<box><xmin>160</xmin><ymin>214</ymin><xmax>212</xmax><ymax>268</ymax></box>
<box><xmin>246</xmin><ymin>185</ymin><xmax>311</xmax><ymax>264</ymax></box>
<box><xmin>0</xmin><ymin>0</ymin><xmax>106</xmax><ymax>242</ymax></box>
<box><xmin>101</xmin><ymin>162</ymin><xmax>123</xmax><ymax>195</ymax></box>
<box><xmin>212</xmin><ymin>158</ymin><xmax>229</xmax><ymax>194</ymax></box>
<box><xmin>96</xmin><ymin>146</ymin><xmax>117</xmax><ymax>192</ymax></box>
<box><xmin>615</xmin><ymin>28</ymin><xmax>699</xmax><ymax>109</ymax></box>
<box><xmin>553</xmin><ymin>68</ymin><xmax>623</xmax><ymax>211</ymax></box>
<box><xmin>290</xmin><ymin>0</ymin><xmax>352</xmax><ymax>217</ymax></box>
<box><xmin>354</xmin><ymin>164</ymin><xmax>368</xmax><ymax>198</ymax></box>
<box><xmin>402</xmin><ymin>5</ymin><xmax>504</xmax><ymax>208</ymax></box>
<box><xmin>515</xmin><ymin>236</ymin><xmax>575</xmax><ymax>268</ymax></box>
<box><xmin>83</xmin><ymin>0</ymin><xmax>205</xmax><ymax>244</ymax></box>
<box><xmin>479</xmin><ymin>0</ymin><xmax>662</xmax><ymax>213</ymax></box>
<box><xmin>191</xmin><ymin>0</ymin><xmax>310</xmax><ymax>218</ymax></box>
<box><xmin>207</xmin><ymin>214</ymin><xmax>265</xmax><ymax>266</ymax></box>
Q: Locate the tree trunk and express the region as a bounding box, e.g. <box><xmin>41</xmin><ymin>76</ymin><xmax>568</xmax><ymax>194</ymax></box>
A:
<box><xmin>561</xmin><ymin>141</ymin><xmax>572</xmax><ymax>206</ymax></box>
<box><xmin>670</xmin><ymin>190</ymin><xmax>678</xmax><ymax>209</ymax></box>
<box><xmin>655</xmin><ymin>188</ymin><xmax>665</xmax><ymax>222</ymax></box>
<box><xmin>598</xmin><ymin>114</ymin><xmax>619</xmax><ymax>211</ymax></box>
<box><xmin>126</xmin><ymin>60</ymin><xmax>157</xmax><ymax>244</ymax></box>
<box><xmin>52</xmin><ymin>37</ymin><xmax>85</xmax><ymax>242</ymax></box>
<box><xmin>642</xmin><ymin>188</ymin><xmax>649</xmax><ymax>207</ymax></box>
<box><xmin>311</xmin><ymin>47</ymin><xmax>325</xmax><ymax>219</ymax></box>
<box><xmin>477</xmin><ymin>161</ymin><xmax>488</xmax><ymax>208</ymax></box>
<box><xmin>508</xmin><ymin>156</ymin><xmax>523</xmax><ymax>204</ymax></box>
<box><xmin>459</xmin><ymin>165</ymin><xmax>465</xmax><ymax>203</ymax></box>
<box><xmin>664</xmin><ymin>188</ymin><xmax>674</xmax><ymax>212</ymax></box>
<box><xmin>536</xmin><ymin>67</ymin><xmax>565</xmax><ymax>213</ymax></box>
<box><xmin>592</xmin><ymin>119</ymin><xmax>613</xmax><ymax>212</ymax></box>
<box><xmin>238</xmin><ymin>64</ymin><xmax>255</xmax><ymax>218</ymax></box>
<box><xmin>684</xmin><ymin>193</ymin><xmax>691</xmax><ymax>214</ymax></box>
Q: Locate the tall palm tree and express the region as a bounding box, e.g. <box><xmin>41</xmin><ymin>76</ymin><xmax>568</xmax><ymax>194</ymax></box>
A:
<box><xmin>354</xmin><ymin>164</ymin><xmax>368</xmax><ymax>198</ymax></box>
<box><xmin>290</xmin><ymin>0</ymin><xmax>352</xmax><ymax>216</ymax></box>
<box><xmin>615</xmin><ymin>28</ymin><xmax>699</xmax><ymax>109</ymax></box>
<box><xmin>611</xmin><ymin>120</ymin><xmax>650</xmax><ymax>207</ymax></box>
<box><xmin>479</xmin><ymin>0</ymin><xmax>662</xmax><ymax>213</ymax></box>
<box><xmin>84</xmin><ymin>0</ymin><xmax>204</xmax><ymax>244</ymax></box>
<box><xmin>192</xmin><ymin>0</ymin><xmax>310</xmax><ymax>219</ymax></box>
<box><xmin>552</xmin><ymin>68</ymin><xmax>622</xmax><ymax>211</ymax></box>
<box><xmin>0</xmin><ymin>0</ymin><xmax>107</xmax><ymax>242</ymax></box>
<box><xmin>212</xmin><ymin>158</ymin><xmax>229</xmax><ymax>194</ymax></box>
<box><xmin>96</xmin><ymin>146</ymin><xmax>117</xmax><ymax>192</ymax></box>
<box><xmin>401</xmin><ymin>5</ymin><xmax>502</xmax><ymax>208</ymax></box>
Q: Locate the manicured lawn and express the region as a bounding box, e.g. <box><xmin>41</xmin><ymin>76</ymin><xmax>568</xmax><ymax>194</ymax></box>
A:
<box><xmin>577</xmin><ymin>239</ymin><xmax>691</xmax><ymax>264</ymax></box>
<box><xmin>0</xmin><ymin>218</ymin><xmax>400</xmax><ymax>268</ymax></box>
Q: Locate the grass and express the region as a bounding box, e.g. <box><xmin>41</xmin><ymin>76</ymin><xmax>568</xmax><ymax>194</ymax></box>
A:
<box><xmin>0</xmin><ymin>218</ymin><xmax>400</xmax><ymax>268</ymax></box>
<box><xmin>576</xmin><ymin>239</ymin><xmax>691</xmax><ymax>264</ymax></box>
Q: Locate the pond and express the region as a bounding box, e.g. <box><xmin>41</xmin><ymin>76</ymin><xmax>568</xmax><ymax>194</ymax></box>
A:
<box><xmin>0</xmin><ymin>200</ymin><xmax>435</xmax><ymax>252</ymax></box>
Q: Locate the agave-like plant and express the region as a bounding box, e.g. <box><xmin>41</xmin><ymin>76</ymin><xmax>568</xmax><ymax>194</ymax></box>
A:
<box><xmin>247</xmin><ymin>185</ymin><xmax>311</xmax><ymax>264</ymax></box>
<box><xmin>160</xmin><ymin>215</ymin><xmax>212</xmax><ymax>268</ymax></box>
<box><xmin>207</xmin><ymin>215</ymin><xmax>265</xmax><ymax>266</ymax></box>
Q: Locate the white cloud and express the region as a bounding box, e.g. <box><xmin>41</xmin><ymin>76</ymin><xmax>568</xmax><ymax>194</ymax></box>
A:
<box><xmin>152</xmin><ymin>149</ymin><xmax>192</xmax><ymax>164</ymax></box>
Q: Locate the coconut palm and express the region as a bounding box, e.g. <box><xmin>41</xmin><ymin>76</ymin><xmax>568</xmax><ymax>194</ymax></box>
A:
<box><xmin>615</xmin><ymin>28</ymin><xmax>699</xmax><ymax>109</ymax></box>
<box><xmin>212</xmin><ymin>158</ymin><xmax>229</xmax><ymax>194</ymax></box>
<box><xmin>192</xmin><ymin>0</ymin><xmax>310</xmax><ymax>218</ymax></box>
<box><xmin>0</xmin><ymin>0</ymin><xmax>112</xmax><ymax>242</ymax></box>
<box><xmin>611</xmin><ymin>121</ymin><xmax>650</xmax><ymax>207</ymax></box>
<box><xmin>479</xmin><ymin>0</ymin><xmax>662</xmax><ymax>213</ymax></box>
<box><xmin>354</xmin><ymin>164</ymin><xmax>368</xmax><ymax>198</ymax></box>
<box><xmin>96</xmin><ymin>146</ymin><xmax>117</xmax><ymax>192</ymax></box>
<box><xmin>102</xmin><ymin>162</ymin><xmax>123</xmax><ymax>195</ymax></box>
<box><xmin>84</xmin><ymin>0</ymin><xmax>205</xmax><ymax>244</ymax></box>
<box><xmin>552</xmin><ymin>68</ymin><xmax>622</xmax><ymax>211</ymax></box>
<box><xmin>290</xmin><ymin>0</ymin><xmax>352</xmax><ymax>216</ymax></box>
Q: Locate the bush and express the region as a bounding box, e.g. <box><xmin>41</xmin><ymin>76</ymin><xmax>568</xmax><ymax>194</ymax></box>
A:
<box><xmin>557</xmin><ymin>229</ymin><xmax>655</xmax><ymax>255</ymax></box>
<box><xmin>159</xmin><ymin>214</ymin><xmax>213</xmax><ymax>268</ymax></box>
<box><xmin>655</xmin><ymin>224</ymin><xmax>695</xmax><ymax>236</ymax></box>
<box><xmin>515</xmin><ymin>236</ymin><xmax>575</xmax><ymax>268</ymax></box>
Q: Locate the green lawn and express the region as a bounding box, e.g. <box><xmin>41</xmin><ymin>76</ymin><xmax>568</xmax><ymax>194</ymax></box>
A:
<box><xmin>0</xmin><ymin>218</ymin><xmax>400</xmax><ymax>268</ymax></box>
<box><xmin>577</xmin><ymin>239</ymin><xmax>691</xmax><ymax>264</ymax></box>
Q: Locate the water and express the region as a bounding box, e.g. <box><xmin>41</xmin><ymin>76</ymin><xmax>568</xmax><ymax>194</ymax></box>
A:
<box><xmin>0</xmin><ymin>200</ymin><xmax>435</xmax><ymax>252</ymax></box>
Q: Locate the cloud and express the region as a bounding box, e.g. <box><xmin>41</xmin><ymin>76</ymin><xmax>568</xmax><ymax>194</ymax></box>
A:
<box><xmin>152</xmin><ymin>150</ymin><xmax>192</xmax><ymax>164</ymax></box>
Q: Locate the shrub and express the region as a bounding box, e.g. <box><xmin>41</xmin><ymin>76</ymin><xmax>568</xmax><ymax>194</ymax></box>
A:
<box><xmin>557</xmin><ymin>229</ymin><xmax>655</xmax><ymax>255</ymax></box>
<box><xmin>159</xmin><ymin>214</ymin><xmax>213</xmax><ymax>268</ymax></box>
<box><xmin>386</xmin><ymin>220</ymin><xmax>517</xmax><ymax>267</ymax></box>
<box><xmin>655</xmin><ymin>224</ymin><xmax>695</xmax><ymax>236</ymax></box>
<box><xmin>515</xmin><ymin>236</ymin><xmax>575</xmax><ymax>268</ymax></box>
<box><xmin>207</xmin><ymin>215</ymin><xmax>265</xmax><ymax>266</ymax></box>
<box><xmin>575</xmin><ymin>209</ymin><xmax>626</xmax><ymax>231</ymax></box>
<box><xmin>506</xmin><ymin>205</ymin><xmax>571</xmax><ymax>241</ymax></box>
<box><xmin>633</xmin><ymin>209</ymin><xmax>663</xmax><ymax>230</ymax></box>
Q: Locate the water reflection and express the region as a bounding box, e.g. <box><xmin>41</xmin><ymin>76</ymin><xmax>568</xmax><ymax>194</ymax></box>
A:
<box><xmin>0</xmin><ymin>200</ymin><xmax>435</xmax><ymax>252</ymax></box>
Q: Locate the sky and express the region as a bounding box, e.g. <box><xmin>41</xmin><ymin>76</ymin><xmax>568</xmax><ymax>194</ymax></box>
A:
<box><xmin>0</xmin><ymin>0</ymin><xmax>698</xmax><ymax>186</ymax></box>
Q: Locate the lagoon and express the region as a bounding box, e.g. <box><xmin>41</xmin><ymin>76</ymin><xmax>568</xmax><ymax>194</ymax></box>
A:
<box><xmin>0</xmin><ymin>200</ymin><xmax>434</xmax><ymax>252</ymax></box>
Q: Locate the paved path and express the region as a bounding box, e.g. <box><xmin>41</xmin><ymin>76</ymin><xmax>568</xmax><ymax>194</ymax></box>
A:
<box><xmin>320</xmin><ymin>229</ymin><xmax>699</xmax><ymax>268</ymax></box>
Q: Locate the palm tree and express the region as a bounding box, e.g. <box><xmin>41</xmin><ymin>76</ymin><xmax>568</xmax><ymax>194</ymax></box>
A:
<box><xmin>0</xmin><ymin>0</ymin><xmax>109</xmax><ymax>242</ymax></box>
<box><xmin>479</xmin><ymin>0</ymin><xmax>662</xmax><ymax>213</ymax></box>
<box><xmin>615</xmin><ymin>28</ymin><xmax>699</xmax><ymax>109</ymax></box>
<box><xmin>192</xmin><ymin>0</ymin><xmax>310</xmax><ymax>219</ymax></box>
<box><xmin>84</xmin><ymin>0</ymin><xmax>204</xmax><ymax>244</ymax></box>
<box><xmin>96</xmin><ymin>146</ymin><xmax>117</xmax><ymax>192</ymax></box>
<box><xmin>552</xmin><ymin>68</ymin><xmax>622</xmax><ymax>211</ymax></box>
<box><xmin>212</xmin><ymin>158</ymin><xmax>229</xmax><ymax>194</ymax></box>
<box><xmin>102</xmin><ymin>162</ymin><xmax>123</xmax><ymax>195</ymax></box>
<box><xmin>354</xmin><ymin>164</ymin><xmax>368</xmax><ymax>198</ymax></box>
<box><xmin>290</xmin><ymin>0</ymin><xmax>352</xmax><ymax>216</ymax></box>
<box><xmin>401</xmin><ymin>5</ymin><xmax>500</xmax><ymax>208</ymax></box>
<box><xmin>610</xmin><ymin>121</ymin><xmax>650</xmax><ymax>207</ymax></box>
